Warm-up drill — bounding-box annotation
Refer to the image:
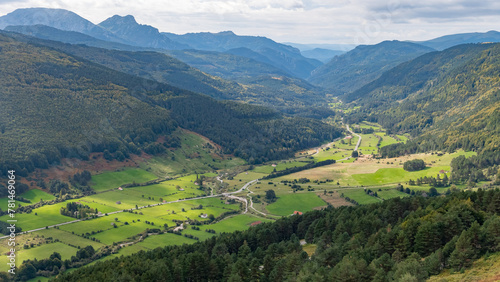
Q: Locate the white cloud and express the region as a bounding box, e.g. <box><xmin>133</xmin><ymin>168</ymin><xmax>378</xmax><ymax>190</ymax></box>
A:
<box><xmin>0</xmin><ymin>0</ymin><xmax>499</xmax><ymax>44</ymax></box>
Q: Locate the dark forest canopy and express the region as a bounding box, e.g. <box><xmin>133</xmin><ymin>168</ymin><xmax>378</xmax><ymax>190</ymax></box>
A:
<box><xmin>42</xmin><ymin>189</ymin><xmax>500</xmax><ymax>282</ymax></box>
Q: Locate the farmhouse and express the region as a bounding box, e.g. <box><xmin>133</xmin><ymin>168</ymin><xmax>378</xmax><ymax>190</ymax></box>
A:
<box><xmin>344</xmin><ymin>136</ymin><xmax>353</xmax><ymax>139</ymax></box>
<box><xmin>199</xmin><ymin>213</ymin><xmax>208</xmax><ymax>219</ymax></box>
<box><xmin>118</xmin><ymin>187</ymin><xmax>123</xmax><ymax>191</ymax></box>
<box><xmin>292</xmin><ymin>211</ymin><xmax>303</xmax><ymax>216</ymax></box>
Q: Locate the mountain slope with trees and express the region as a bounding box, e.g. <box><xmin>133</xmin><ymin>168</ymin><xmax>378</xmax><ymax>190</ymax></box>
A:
<box><xmin>308</xmin><ymin>40</ymin><xmax>435</xmax><ymax>94</ymax></box>
<box><xmin>5</xmin><ymin>26</ymin><xmax>328</xmax><ymax>111</ymax></box>
<box><xmin>345</xmin><ymin>43</ymin><xmax>500</xmax><ymax>156</ymax></box>
<box><xmin>162</xmin><ymin>30</ymin><xmax>322</xmax><ymax>79</ymax></box>
<box><xmin>0</xmin><ymin>31</ymin><xmax>341</xmax><ymax>178</ymax></box>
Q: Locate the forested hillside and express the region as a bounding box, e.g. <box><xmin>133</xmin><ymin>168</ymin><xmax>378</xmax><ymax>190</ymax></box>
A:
<box><xmin>0</xmin><ymin>32</ymin><xmax>342</xmax><ymax>178</ymax></box>
<box><xmin>4</xmin><ymin>29</ymin><xmax>328</xmax><ymax>110</ymax></box>
<box><xmin>47</xmin><ymin>189</ymin><xmax>500</xmax><ymax>282</ymax></box>
<box><xmin>346</xmin><ymin>43</ymin><xmax>500</xmax><ymax>155</ymax></box>
<box><xmin>308</xmin><ymin>40</ymin><xmax>434</xmax><ymax>94</ymax></box>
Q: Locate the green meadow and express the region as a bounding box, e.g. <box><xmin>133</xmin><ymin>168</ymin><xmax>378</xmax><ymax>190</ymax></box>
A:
<box><xmin>266</xmin><ymin>193</ymin><xmax>327</xmax><ymax>216</ymax></box>
<box><xmin>90</xmin><ymin>168</ymin><xmax>158</xmax><ymax>192</ymax></box>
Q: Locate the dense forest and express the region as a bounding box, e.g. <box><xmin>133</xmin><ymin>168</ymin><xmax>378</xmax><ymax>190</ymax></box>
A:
<box><xmin>13</xmin><ymin>189</ymin><xmax>494</xmax><ymax>282</ymax></box>
<box><xmin>0</xmin><ymin>31</ymin><xmax>342</xmax><ymax>178</ymax></box>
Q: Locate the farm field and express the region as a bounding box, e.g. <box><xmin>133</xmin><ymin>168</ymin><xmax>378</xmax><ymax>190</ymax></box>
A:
<box><xmin>0</xmin><ymin>242</ymin><xmax>78</xmax><ymax>267</ymax></box>
<box><xmin>0</xmin><ymin>189</ymin><xmax>55</xmax><ymax>210</ymax></box>
<box><xmin>90</xmin><ymin>168</ymin><xmax>158</xmax><ymax>192</ymax></box>
<box><xmin>266</xmin><ymin>193</ymin><xmax>327</xmax><ymax>216</ymax></box>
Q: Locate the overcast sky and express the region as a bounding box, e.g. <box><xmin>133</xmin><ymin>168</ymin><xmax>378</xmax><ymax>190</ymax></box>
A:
<box><xmin>0</xmin><ymin>0</ymin><xmax>499</xmax><ymax>45</ymax></box>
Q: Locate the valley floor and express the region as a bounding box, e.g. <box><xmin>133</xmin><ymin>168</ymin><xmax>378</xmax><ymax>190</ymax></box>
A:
<box><xmin>0</xmin><ymin>122</ymin><xmax>496</xmax><ymax>280</ymax></box>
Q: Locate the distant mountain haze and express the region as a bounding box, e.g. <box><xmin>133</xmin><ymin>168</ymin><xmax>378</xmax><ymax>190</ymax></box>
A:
<box><xmin>98</xmin><ymin>15</ymin><xmax>189</xmax><ymax>50</ymax></box>
<box><xmin>0</xmin><ymin>8</ymin><xmax>128</xmax><ymax>44</ymax></box>
<box><xmin>414</xmin><ymin>30</ymin><xmax>500</xmax><ymax>50</ymax></box>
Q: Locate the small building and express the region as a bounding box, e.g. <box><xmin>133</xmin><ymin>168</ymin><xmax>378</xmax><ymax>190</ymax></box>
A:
<box><xmin>344</xmin><ymin>136</ymin><xmax>353</xmax><ymax>139</ymax></box>
<box><xmin>116</xmin><ymin>201</ymin><xmax>121</xmax><ymax>205</ymax></box>
<box><xmin>199</xmin><ymin>214</ymin><xmax>208</xmax><ymax>219</ymax></box>
<box><xmin>194</xmin><ymin>182</ymin><xmax>199</xmax><ymax>185</ymax></box>
<box><xmin>292</xmin><ymin>211</ymin><xmax>303</xmax><ymax>216</ymax></box>
<box><xmin>250</xmin><ymin>221</ymin><xmax>262</xmax><ymax>226</ymax></box>
<box><xmin>118</xmin><ymin>187</ymin><xmax>123</xmax><ymax>191</ymax></box>
<box><xmin>271</xmin><ymin>164</ymin><xmax>277</xmax><ymax>167</ymax></box>
<box><xmin>179</xmin><ymin>188</ymin><xmax>185</xmax><ymax>191</ymax></box>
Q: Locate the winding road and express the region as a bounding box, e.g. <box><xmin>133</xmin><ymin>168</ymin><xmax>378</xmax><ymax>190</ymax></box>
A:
<box><xmin>1</xmin><ymin>124</ymin><xmax>360</xmax><ymax>239</ymax></box>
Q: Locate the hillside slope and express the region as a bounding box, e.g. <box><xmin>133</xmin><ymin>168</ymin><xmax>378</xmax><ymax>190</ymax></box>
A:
<box><xmin>308</xmin><ymin>40</ymin><xmax>434</xmax><ymax>94</ymax></box>
<box><xmin>346</xmin><ymin>43</ymin><xmax>500</xmax><ymax>153</ymax></box>
<box><xmin>0</xmin><ymin>32</ymin><xmax>341</xmax><ymax>177</ymax></box>
<box><xmin>5</xmin><ymin>26</ymin><xmax>327</xmax><ymax>110</ymax></box>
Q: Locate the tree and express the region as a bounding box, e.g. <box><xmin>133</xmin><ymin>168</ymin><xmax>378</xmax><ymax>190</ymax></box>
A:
<box><xmin>403</xmin><ymin>159</ymin><xmax>426</xmax><ymax>171</ymax></box>
<box><xmin>265</xmin><ymin>189</ymin><xmax>277</xmax><ymax>202</ymax></box>
<box><xmin>351</xmin><ymin>150</ymin><xmax>359</xmax><ymax>158</ymax></box>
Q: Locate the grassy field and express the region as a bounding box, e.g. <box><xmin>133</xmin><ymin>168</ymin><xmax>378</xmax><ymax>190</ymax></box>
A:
<box><xmin>138</xmin><ymin>129</ymin><xmax>246</xmax><ymax>177</ymax></box>
<box><xmin>37</xmin><ymin>228</ymin><xmax>105</xmax><ymax>249</ymax></box>
<box><xmin>266</xmin><ymin>193</ymin><xmax>327</xmax><ymax>216</ymax></box>
<box><xmin>340</xmin><ymin>189</ymin><xmax>382</xmax><ymax>205</ymax></box>
<box><xmin>0</xmin><ymin>242</ymin><xmax>77</xmax><ymax>268</ymax></box>
<box><xmin>252</xmin><ymin>161</ymin><xmax>309</xmax><ymax>174</ymax></box>
<box><xmin>90</xmin><ymin>168</ymin><xmax>158</xmax><ymax>191</ymax></box>
<box><xmin>376</xmin><ymin>189</ymin><xmax>410</xmax><ymax>200</ymax></box>
<box><xmin>0</xmin><ymin>189</ymin><xmax>55</xmax><ymax>210</ymax></box>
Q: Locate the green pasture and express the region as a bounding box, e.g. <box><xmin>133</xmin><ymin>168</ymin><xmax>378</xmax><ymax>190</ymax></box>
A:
<box><xmin>138</xmin><ymin>130</ymin><xmax>245</xmax><ymax>177</ymax></box>
<box><xmin>376</xmin><ymin>189</ymin><xmax>410</xmax><ymax>200</ymax></box>
<box><xmin>352</xmin><ymin>166</ymin><xmax>450</xmax><ymax>186</ymax></box>
<box><xmin>266</xmin><ymin>193</ymin><xmax>327</xmax><ymax>216</ymax></box>
<box><xmin>37</xmin><ymin>228</ymin><xmax>105</xmax><ymax>249</ymax></box>
<box><xmin>0</xmin><ymin>189</ymin><xmax>55</xmax><ymax>210</ymax></box>
<box><xmin>0</xmin><ymin>242</ymin><xmax>77</xmax><ymax>271</ymax></box>
<box><xmin>90</xmin><ymin>168</ymin><xmax>158</xmax><ymax>192</ymax></box>
<box><xmin>340</xmin><ymin>189</ymin><xmax>382</xmax><ymax>205</ymax></box>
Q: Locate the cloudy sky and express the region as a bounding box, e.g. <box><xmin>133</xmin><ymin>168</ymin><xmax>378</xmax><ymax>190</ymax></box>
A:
<box><xmin>0</xmin><ymin>0</ymin><xmax>499</xmax><ymax>46</ymax></box>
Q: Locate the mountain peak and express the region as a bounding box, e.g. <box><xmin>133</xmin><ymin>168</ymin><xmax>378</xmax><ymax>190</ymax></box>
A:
<box><xmin>218</xmin><ymin>31</ymin><xmax>235</xmax><ymax>36</ymax></box>
<box><xmin>103</xmin><ymin>15</ymin><xmax>138</xmax><ymax>25</ymax></box>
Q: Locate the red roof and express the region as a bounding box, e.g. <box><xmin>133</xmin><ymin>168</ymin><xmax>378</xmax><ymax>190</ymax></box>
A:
<box><xmin>293</xmin><ymin>211</ymin><xmax>303</xmax><ymax>215</ymax></box>
<box><xmin>250</xmin><ymin>221</ymin><xmax>262</xmax><ymax>226</ymax></box>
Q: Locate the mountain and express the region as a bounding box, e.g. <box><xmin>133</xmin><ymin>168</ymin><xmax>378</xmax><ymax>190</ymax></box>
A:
<box><xmin>308</xmin><ymin>40</ymin><xmax>435</xmax><ymax>94</ymax></box>
<box><xmin>98</xmin><ymin>15</ymin><xmax>189</xmax><ymax>50</ymax></box>
<box><xmin>345</xmin><ymin>43</ymin><xmax>500</xmax><ymax>154</ymax></box>
<box><xmin>301</xmin><ymin>48</ymin><xmax>345</xmax><ymax>63</ymax></box>
<box><xmin>163</xmin><ymin>30</ymin><xmax>322</xmax><ymax>79</ymax></box>
<box><xmin>0</xmin><ymin>31</ymin><xmax>340</xmax><ymax>176</ymax></box>
<box><xmin>284</xmin><ymin>42</ymin><xmax>356</xmax><ymax>52</ymax></box>
<box><xmin>0</xmin><ymin>8</ymin><xmax>127</xmax><ymax>44</ymax></box>
<box><xmin>4</xmin><ymin>24</ymin><xmax>152</xmax><ymax>52</ymax></box>
<box><xmin>4</xmin><ymin>27</ymin><xmax>327</xmax><ymax>110</ymax></box>
<box><xmin>416</xmin><ymin>30</ymin><xmax>500</xmax><ymax>51</ymax></box>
